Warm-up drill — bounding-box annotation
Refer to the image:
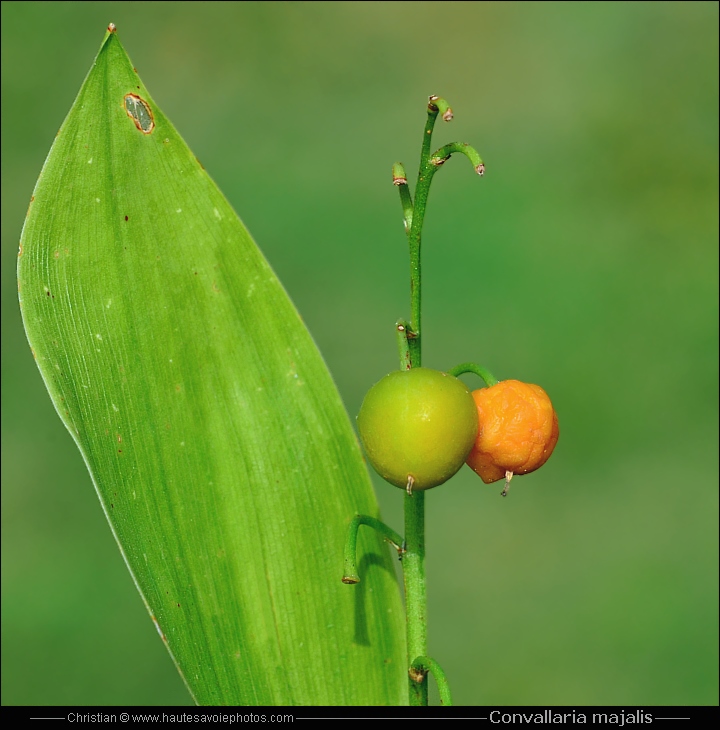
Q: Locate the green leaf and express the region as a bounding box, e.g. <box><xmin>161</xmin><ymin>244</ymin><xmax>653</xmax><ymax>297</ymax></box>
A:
<box><xmin>18</xmin><ymin>28</ymin><xmax>405</xmax><ymax>706</ymax></box>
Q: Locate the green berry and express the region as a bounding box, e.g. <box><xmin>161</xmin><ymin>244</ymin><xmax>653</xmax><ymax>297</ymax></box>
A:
<box><xmin>357</xmin><ymin>367</ymin><xmax>478</xmax><ymax>490</ymax></box>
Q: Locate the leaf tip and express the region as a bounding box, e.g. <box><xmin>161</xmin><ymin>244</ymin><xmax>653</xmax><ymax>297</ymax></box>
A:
<box><xmin>107</xmin><ymin>22</ymin><xmax>117</xmax><ymax>33</ymax></box>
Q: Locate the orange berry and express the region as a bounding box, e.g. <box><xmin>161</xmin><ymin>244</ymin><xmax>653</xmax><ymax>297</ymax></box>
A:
<box><xmin>465</xmin><ymin>380</ymin><xmax>559</xmax><ymax>484</ymax></box>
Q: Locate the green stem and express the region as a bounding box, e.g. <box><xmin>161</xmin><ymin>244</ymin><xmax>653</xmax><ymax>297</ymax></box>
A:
<box><xmin>448</xmin><ymin>362</ymin><xmax>499</xmax><ymax>387</ymax></box>
<box><xmin>392</xmin><ymin>162</ymin><xmax>414</xmax><ymax>233</ymax></box>
<box><xmin>428</xmin><ymin>94</ymin><xmax>454</xmax><ymax>122</ymax></box>
<box><xmin>399</xmin><ymin>95</ymin><xmax>463</xmax><ymax>707</ymax></box>
<box><xmin>431</xmin><ymin>141</ymin><xmax>485</xmax><ymax>176</ymax></box>
<box><xmin>397</xmin><ymin>102</ymin><xmax>439</xmax><ymax>706</ymax></box>
<box><xmin>403</xmin><ymin>491</ymin><xmax>427</xmax><ymax>705</ymax></box>
<box><xmin>396</xmin><ymin>320</ymin><xmax>413</xmax><ymax>371</ymax></box>
<box><xmin>342</xmin><ymin>515</ymin><xmax>404</xmax><ymax>584</ymax></box>
<box><xmin>410</xmin><ymin>656</ymin><xmax>453</xmax><ymax>705</ymax></box>
<box><xmin>392</xmin><ymin>96</ymin><xmax>485</xmax><ymax>705</ymax></box>
<box><xmin>406</xmin><ymin>101</ymin><xmax>442</xmax><ymax>366</ymax></box>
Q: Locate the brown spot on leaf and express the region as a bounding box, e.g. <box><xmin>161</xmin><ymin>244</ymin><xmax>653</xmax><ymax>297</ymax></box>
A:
<box><xmin>124</xmin><ymin>94</ymin><xmax>155</xmax><ymax>134</ymax></box>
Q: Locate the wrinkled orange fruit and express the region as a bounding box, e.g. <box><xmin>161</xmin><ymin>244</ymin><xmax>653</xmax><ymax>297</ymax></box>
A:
<box><xmin>465</xmin><ymin>380</ymin><xmax>559</xmax><ymax>484</ymax></box>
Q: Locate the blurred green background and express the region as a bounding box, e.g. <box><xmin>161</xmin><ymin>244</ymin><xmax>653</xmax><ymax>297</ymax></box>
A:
<box><xmin>2</xmin><ymin>1</ymin><xmax>717</xmax><ymax>707</ymax></box>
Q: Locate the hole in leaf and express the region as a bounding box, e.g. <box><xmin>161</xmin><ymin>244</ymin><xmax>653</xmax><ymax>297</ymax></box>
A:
<box><xmin>124</xmin><ymin>94</ymin><xmax>154</xmax><ymax>134</ymax></box>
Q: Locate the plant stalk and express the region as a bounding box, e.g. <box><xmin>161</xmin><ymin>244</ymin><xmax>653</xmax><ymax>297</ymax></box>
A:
<box><xmin>403</xmin><ymin>489</ymin><xmax>427</xmax><ymax>705</ymax></box>
<box><xmin>342</xmin><ymin>515</ymin><xmax>405</xmax><ymax>584</ymax></box>
<box><xmin>448</xmin><ymin>362</ymin><xmax>498</xmax><ymax>387</ymax></box>
<box><xmin>405</xmin><ymin>101</ymin><xmax>441</xmax><ymax>366</ymax></box>
<box><xmin>393</xmin><ymin>96</ymin><xmax>483</xmax><ymax>705</ymax></box>
<box><xmin>400</xmin><ymin>98</ymin><xmax>448</xmax><ymax>705</ymax></box>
